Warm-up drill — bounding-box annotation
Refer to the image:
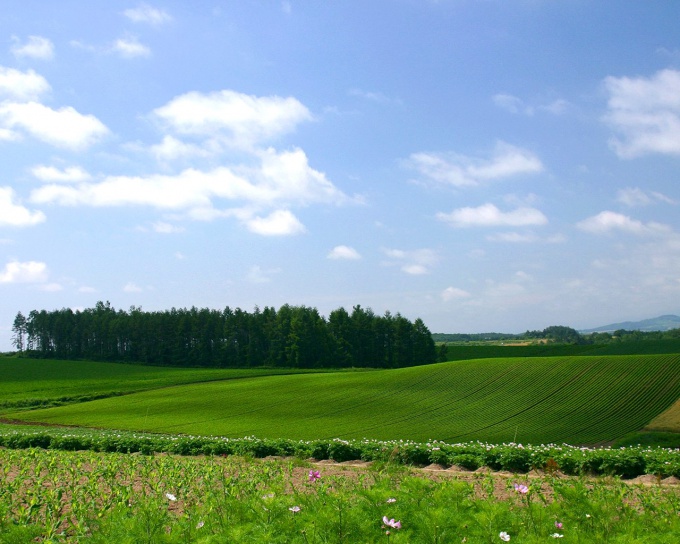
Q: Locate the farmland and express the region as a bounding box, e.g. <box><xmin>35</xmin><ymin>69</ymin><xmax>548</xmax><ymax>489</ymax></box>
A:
<box><xmin>4</xmin><ymin>353</ymin><xmax>680</xmax><ymax>445</ymax></box>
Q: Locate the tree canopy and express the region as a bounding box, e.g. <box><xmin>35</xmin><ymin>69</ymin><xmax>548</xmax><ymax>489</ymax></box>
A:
<box><xmin>14</xmin><ymin>302</ymin><xmax>436</xmax><ymax>369</ymax></box>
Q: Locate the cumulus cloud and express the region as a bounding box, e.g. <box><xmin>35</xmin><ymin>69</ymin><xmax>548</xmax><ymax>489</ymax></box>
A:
<box><xmin>0</xmin><ymin>66</ymin><xmax>51</xmax><ymax>101</ymax></box>
<box><xmin>437</xmin><ymin>203</ymin><xmax>548</xmax><ymax>228</ymax></box>
<box><xmin>327</xmin><ymin>245</ymin><xmax>361</xmax><ymax>260</ymax></box>
<box><xmin>153</xmin><ymin>90</ymin><xmax>313</xmax><ymax>148</ymax></box>
<box><xmin>30</xmin><ymin>165</ymin><xmax>91</xmax><ymax>183</ymax></box>
<box><xmin>112</xmin><ymin>36</ymin><xmax>151</xmax><ymax>58</ymax></box>
<box><xmin>0</xmin><ymin>187</ymin><xmax>46</xmax><ymax>227</ymax></box>
<box><xmin>408</xmin><ymin>141</ymin><xmax>543</xmax><ymax>187</ymax></box>
<box><xmin>150</xmin><ymin>135</ymin><xmax>214</xmax><ymax>162</ymax></box>
<box><xmin>0</xmin><ymin>102</ymin><xmax>108</xmax><ymax>149</ymax></box>
<box><xmin>11</xmin><ymin>36</ymin><xmax>54</xmax><ymax>60</ymax></box>
<box><xmin>30</xmin><ymin>146</ymin><xmax>347</xmax><ymax>235</ymax></box>
<box><xmin>0</xmin><ymin>260</ymin><xmax>48</xmax><ymax>283</ymax></box>
<box><xmin>604</xmin><ymin>68</ymin><xmax>680</xmax><ymax>158</ymax></box>
<box><xmin>245</xmin><ymin>209</ymin><xmax>305</xmax><ymax>236</ymax></box>
<box><xmin>383</xmin><ymin>248</ymin><xmax>438</xmax><ymax>275</ymax></box>
<box><xmin>576</xmin><ymin>211</ymin><xmax>671</xmax><ymax>235</ymax></box>
<box><xmin>123</xmin><ymin>4</ymin><xmax>172</xmax><ymax>25</ymax></box>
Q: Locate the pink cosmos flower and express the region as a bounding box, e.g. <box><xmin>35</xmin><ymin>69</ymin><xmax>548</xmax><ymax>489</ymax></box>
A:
<box><xmin>514</xmin><ymin>483</ymin><xmax>529</xmax><ymax>494</ymax></box>
<box><xmin>382</xmin><ymin>516</ymin><xmax>401</xmax><ymax>529</ymax></box>
<box><xmin>555</xmin><ymin>521</ymin><xmax>563</xmax><ymax>529</ymax></box>
<box><xmin>308</xmin><ymin>470</ymin><xmax>321</xmax><ymax>482</ymax></box>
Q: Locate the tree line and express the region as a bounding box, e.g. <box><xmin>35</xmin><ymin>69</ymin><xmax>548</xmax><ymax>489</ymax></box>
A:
<box><xmin>11</xmin><ymin>302</ymin><xmax>437</xmax><ymax>369</ymax></box>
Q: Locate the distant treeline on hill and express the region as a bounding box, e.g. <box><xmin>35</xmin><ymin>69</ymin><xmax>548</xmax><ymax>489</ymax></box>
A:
<box><xmin>11</xmin><ymin>302</ymin><xmax>436</xmax><ymax>369</ymax></box>
<box><xmin>433</xmin><ymin>325</ymin><xmax>680</xmax><ymax>345</ymax></box>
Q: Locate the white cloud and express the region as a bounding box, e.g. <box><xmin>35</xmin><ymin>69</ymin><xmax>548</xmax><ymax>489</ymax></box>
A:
<box><xmin>112</xmin><ymin>36</ymin><xmax>151</xmax><ymax>58</ymax></box>
<box><xmin>78</xmin><ymin>286</ymin><xmax>97</xmax><ymax>293</ymax></box>
<box><xmin>441</xmin><ymin>286</ymin><xmax>471</xmax><ymax>302</ymax></box>
<box><xmin>492</xmin><ymin>93</ymin><xmax>532</xmax><ymax>115</ymax></box>
<box><xmin>153</xmin><ymin>90</ymin><xmax>313</xmax><ymax>148</ymax></box>
<box><xmin>30</xmin><ymin>165</ymin><xmax>91</xmax><ymax>183</ymax></box>
<box><xmin>123</xmin><ymin>282</ymin><xmax>143</xmax><ymax>292</ymax></box>
<box><xmin>30</xmin><ymin>148</ymin><xmax>348</xmax><ymax>234</ymax></box>
<box><xmin>11</xmin><ymin>36</ymin><xmax>54</xmax><ymax>60</ymax></box>
<box><xmin>383</xmin><ymin>247</ymin><xmax>438</xmax><ymax>275</ymax></box>
<box><xmin>0</xmin><ymin>260</ymin><xmax>48</xmax><ymax>283</ymax></box>
<box><xmin>617</xmin><ymin>187</ymin><xmax>675</xmax><ymax>207</ymax></box>
<box><xmin>437</xmin><ymin>203</ymin><xmax>548</xmax><ymax>228</ymax></box>
<box><xmin>409</xmin><ymin>141</ymin><xmax>543</xmax><ymax>187</ymax></box>
<box><xmin>348</xmin><ymin>88</ymin><xmax>401</xmax><ymax>105</ymax></box>
<box><xmin>327</xmin><ymin>245</ymin><xmax>361</xmax><ymax>260</ymax></box>
<box><xmin>245</xmin><ymin>209</ymin><xmax>306</xmax><ymax>236</ymax></box>
<box><xmin>576</xmin><ymin>211</ymin><xmax>671</xmax><ymax>236</ymax></box>
<box><xmin>0</xmin><ymin>102</ymin><xmax>108</xmax><ymax>149</ymax></box>
<box><xmin>487</xmin><ymin>231</ymin><xmax>538</xmax><ymax>243</ymax></box>
<box><xmin>0</xmin><ymin>66</ymin><xmax>51</xmax><ymax>101</ymax></box>
<box><xmin>123</xmin><ymin>4</ymin><xmax>172</xmax><ymax>25</ymax></box>
<box><xmin>39</xmin><ymin>282</ymin><xmax>63</xmax><ymax>292</ymax></box>
<box><xmin>150</xmin><ymin>135</ymin><xmax>214</xmax><ymax>162</ymax></box>
<box><xmin>247</xmin><ymin>265</ymin><xmax>280</xmax><ymax>283</ymax></box>
<box><xmin>0</xmin><ymin>187</ymin><xmax>46</xmax><ymax>227</ymax></box>
<box><xmin>152</xmin><ymin>221</ymin><xmax>184</xmax><ymax>234</ymax></box>
<box><xmin>604</xmin><ymin>68</ymin><xmax>680</xmax><ymax>158</ymax></box>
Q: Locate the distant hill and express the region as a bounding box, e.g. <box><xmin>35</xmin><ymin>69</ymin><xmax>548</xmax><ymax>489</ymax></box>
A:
<box><xmin>581</xmin><ymin>314</ymin><xmax>680</xmax><ymax>334</ymax></box>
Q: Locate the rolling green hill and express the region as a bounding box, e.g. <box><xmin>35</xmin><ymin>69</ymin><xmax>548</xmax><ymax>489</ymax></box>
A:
<box><xmin>5</xmin><ymin>354</ymin><xmax>680</xmax><ymax>445</ymax></box>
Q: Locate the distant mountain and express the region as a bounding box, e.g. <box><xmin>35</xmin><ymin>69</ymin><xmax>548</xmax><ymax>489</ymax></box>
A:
<box><xmin>580</xmin><ymin>314</ymin><xmax>680</xmax><ymax>334</ymax></box>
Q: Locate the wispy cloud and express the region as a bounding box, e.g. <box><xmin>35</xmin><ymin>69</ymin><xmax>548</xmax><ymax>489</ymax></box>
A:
<box><xmin>11</xmin><ymin>36</ymin><xmax>54</xmax><ymax>60</ymax></box>
<box><xmin>382</xmin><ymin>248</ymin><xmax>438</xmax><ymax>275</ymax></box>
<box><xmin>577</xmin><ymin>211</ymin><xmax>671</xmax><ymax>235</ymax></box>
<box><xmin>327</xmin><ymin>245</ymin><xmax>361</xmax><ymax>260</ymax></box>
<box><xmin>409</xmin><ymin>141</ymin><xmax>543</xmax><ymax>187</ymax></box>
<box><xmin>437</xmin><ymin>203</ymin><xmax>548</xmax><ymax>228</ymax></box>
<box><xmin>604</xmin><ymin>68</ymin><xmax>680</xmax><ymax>158</ymax></box>
<box><xmin>112</xmin><ymin>36</ymin><xmax>151</xmax><ymax>58</ymax></box>
<box><xmin>441</xmin><ymin>286</ymin><xmax>471</xmax><ymax>302</ymax></box>
<box><xmin>123</xmin><ymin>4</ymin><xmax>172</xmax><ymax>25</ymax></box>
<box><xmin>616</xmin><ymin>187</ymin><xmax>675</xmax><ymax>207</ymax></box>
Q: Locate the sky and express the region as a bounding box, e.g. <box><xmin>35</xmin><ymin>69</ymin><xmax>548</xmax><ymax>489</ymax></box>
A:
<box><xmin>1</xmin><ymin>0</ymin><xmax>680</xmax><ymax>350</ymax></box>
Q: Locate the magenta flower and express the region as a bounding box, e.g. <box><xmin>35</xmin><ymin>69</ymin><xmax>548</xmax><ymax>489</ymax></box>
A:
<box><xmin>382</xmin><ymin>516</ymin><xmax>402</xmax><ymax>529</ymax></box>
<box><xmin>513</xmin><ymin>483</ymin><xmax>529</xmax><ymax>494</ymax></box>
<box><xmin>308</xmin><ymin>469</ymin><xmax>321</xmax><ymax>482</ymax></box>
<box><xmin>555</xmin><ymin>521</ymin><xmax>563</xmax><ymax>529</ymax></box>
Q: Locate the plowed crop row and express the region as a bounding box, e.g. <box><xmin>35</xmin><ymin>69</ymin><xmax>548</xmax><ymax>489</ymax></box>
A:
<box><xmin>8</xmin><ymin>354</ymin><xmax>680</xmax><ymax>445</ymax></box>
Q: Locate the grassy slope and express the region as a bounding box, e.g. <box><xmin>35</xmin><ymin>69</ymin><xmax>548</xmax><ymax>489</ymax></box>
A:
<box><xmin>0</xmin><ymin>358</ymin><xmax>341</xmax><ymax>413</ymax></box>
<box><xmin>6</xmin><ymin>354</ymin><xmax>680</xmax><ymax>445</ymax></box>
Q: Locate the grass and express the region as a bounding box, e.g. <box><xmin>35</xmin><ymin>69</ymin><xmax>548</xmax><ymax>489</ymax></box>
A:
<box><xmin>5</xmin><ymin>354</ymin><xmax>680</xmax><ymax>445</ymax></box>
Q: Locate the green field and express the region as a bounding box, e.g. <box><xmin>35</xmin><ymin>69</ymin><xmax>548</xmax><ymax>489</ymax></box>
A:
<box><xmin>4</xmin><ymin>354</ymin><xmax>680</xmax><ymax>445</ymax></box>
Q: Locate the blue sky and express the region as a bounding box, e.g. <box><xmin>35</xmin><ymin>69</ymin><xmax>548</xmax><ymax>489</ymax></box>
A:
<box><xmin>1</xmin><ymin>1</ymin><xmax>680</xmax><ymax>349</ymax></box>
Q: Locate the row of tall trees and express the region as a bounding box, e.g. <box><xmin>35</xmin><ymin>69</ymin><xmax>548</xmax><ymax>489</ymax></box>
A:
<box><xmin>12</xmin><ymin>302</ymin><xmax>436</xmax><ymax>369</ymax></box>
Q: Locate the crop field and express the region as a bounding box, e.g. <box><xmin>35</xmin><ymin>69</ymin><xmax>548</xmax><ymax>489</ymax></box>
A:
<box><xmin>0</xmin><ymin>358</ymin><xmax>338</xmax><ymax>413</ymax></box>
<box><xmin>5</xmin><ymin>354</ymin><xmax>680</xmax><ymax>445</ymax></box>
<box><xmin>3</xmin><ymin>447</ymin><xmax>680</xmax><ymax>543</ymax></box>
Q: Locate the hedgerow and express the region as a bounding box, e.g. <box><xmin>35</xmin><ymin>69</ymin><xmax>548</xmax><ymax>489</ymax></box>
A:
<box><xmin>0</xmin><ymin>427</ymin><xmax>678</xmax><ymax>478</ymax></box>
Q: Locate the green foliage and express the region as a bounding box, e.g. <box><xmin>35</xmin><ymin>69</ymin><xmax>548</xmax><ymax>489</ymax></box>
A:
<box><xmin>1</xmin><ymin>447</ymin><xmax>680</xmax><ymax>542</ymax></box>
<box><xmin>18</xmin><ymin>302</ymin><xmax>436</xmax><ymax>369</ymax></box>
<box><xmin>1</xmin><ymin>426</ymin><xmax>680</xmax><ymax>478</ymax></box>
<box><xmin>6</xmin><ymin>354</ymin><xmax>680</xmax><ymax>445</ymax></box>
